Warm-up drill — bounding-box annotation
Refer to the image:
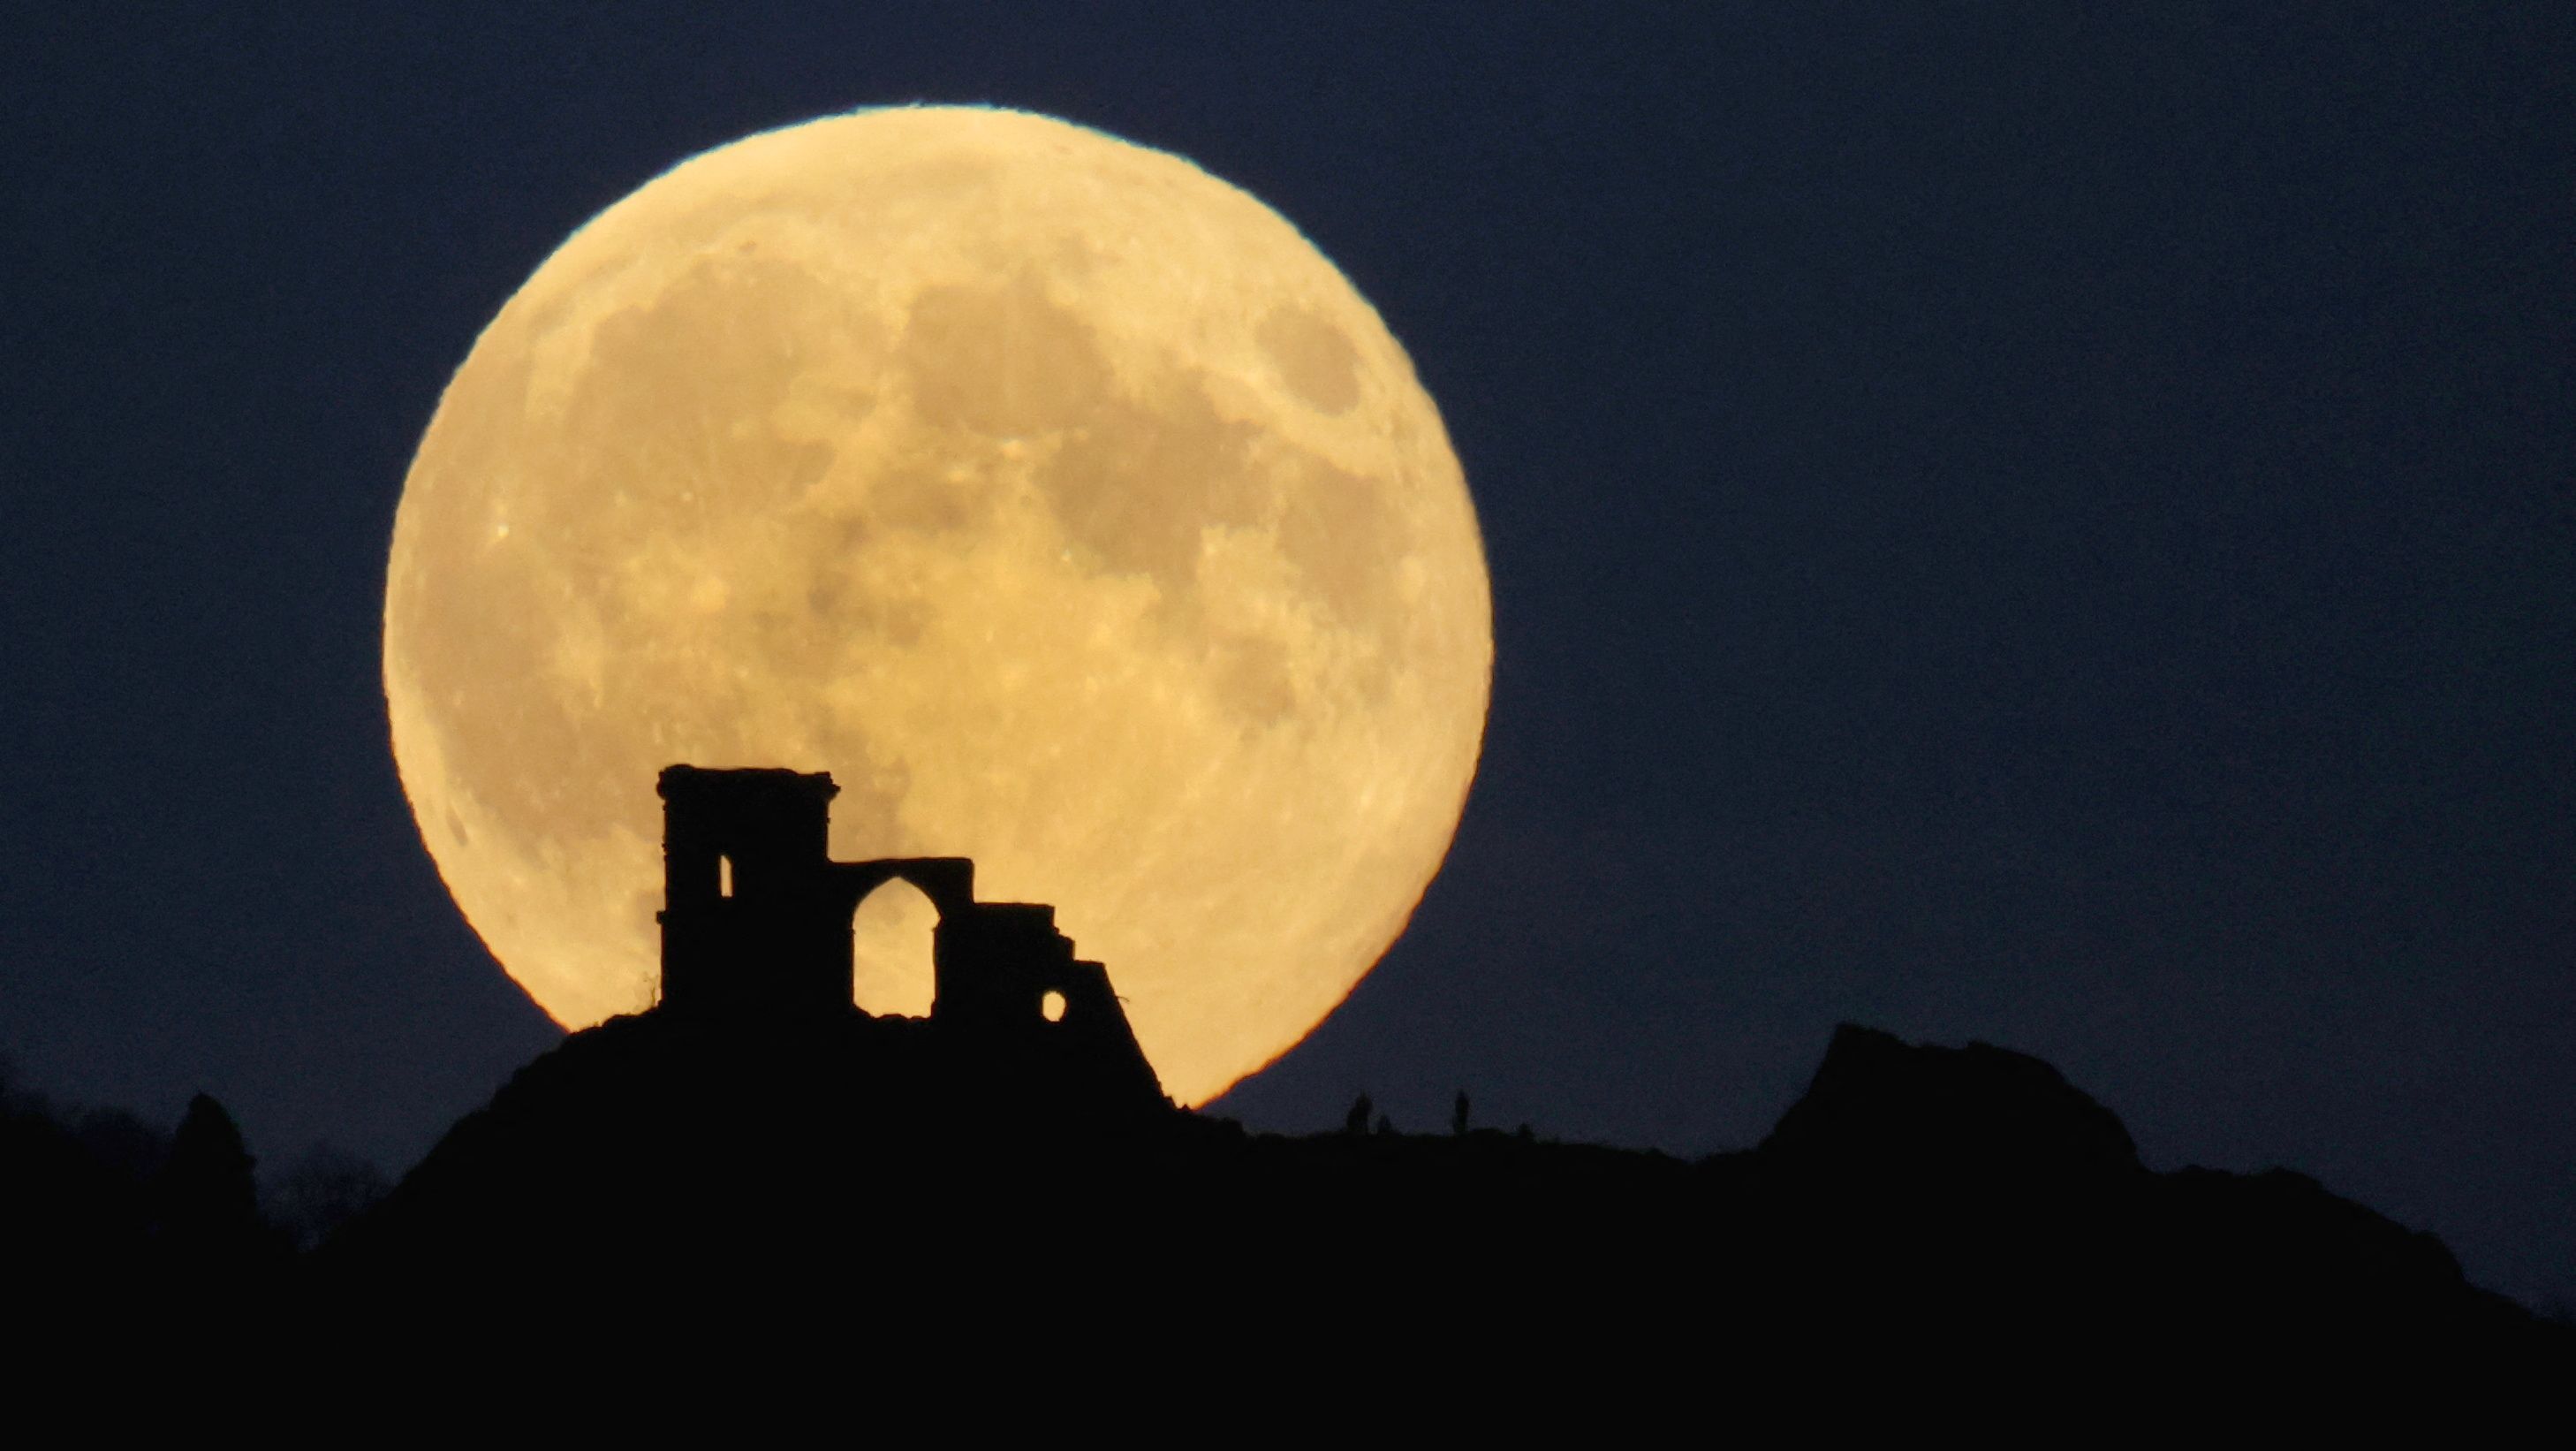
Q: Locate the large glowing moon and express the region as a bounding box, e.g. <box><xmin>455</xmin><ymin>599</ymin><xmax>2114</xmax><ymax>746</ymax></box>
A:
<box><xmin>384</xmin><ymin>106</ymin><xmax>1490</xmax><ymax>1105</ymax></box>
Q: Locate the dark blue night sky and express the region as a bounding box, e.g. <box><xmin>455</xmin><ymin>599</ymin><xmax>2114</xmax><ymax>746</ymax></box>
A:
<box><xmin>4</xmin><ymin>5</ymin><xmax>2569</xmax><ymax>1306</ymax></box>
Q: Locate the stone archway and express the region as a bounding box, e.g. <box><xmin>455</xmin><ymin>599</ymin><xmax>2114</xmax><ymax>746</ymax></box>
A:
<box><xmin>835</xmin><ymin>858</ymin><xmax>976</xmax><ymax>1020</ymax></box>
<box><xmin>830</xmin><ymin>856</ymin><xmax>976</xmax><ymax>923</ymax></box>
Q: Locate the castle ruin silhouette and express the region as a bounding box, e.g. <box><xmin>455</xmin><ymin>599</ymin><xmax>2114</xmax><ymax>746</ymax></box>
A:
<box><xmin>654</xmin><ymin>764</ymin><xmax>1162</xmax><ymax>1103</ymax></box>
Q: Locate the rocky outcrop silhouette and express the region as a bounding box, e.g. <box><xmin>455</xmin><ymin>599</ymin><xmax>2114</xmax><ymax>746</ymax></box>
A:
<box><xmin>1761</xmin><ymin>1022</ymin><xmax>2144</xmax><ymax>1180</ymax></box>
<box><xmin>1719</xmin><ymin>1026</ymin><xmax>2548</xmax><ymax>1369</ymax></box>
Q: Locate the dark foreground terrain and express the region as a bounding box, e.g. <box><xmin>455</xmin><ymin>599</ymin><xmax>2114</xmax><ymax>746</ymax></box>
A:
<box><xmin>11</xmin><ymin>1013</ymin><xmax>2565</xmax><ymax>1394</ymax></box>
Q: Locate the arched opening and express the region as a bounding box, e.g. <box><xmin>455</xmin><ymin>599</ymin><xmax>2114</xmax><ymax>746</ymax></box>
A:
<box><xmin>850</xmin><ymin>876</ymin><xmax>938</xmax><ymax>1019</ymax></box>
<box><xmin>1040</xmin><ymin>990</ymin><xmax>1068</xmax><ymax>1023</ymax></box>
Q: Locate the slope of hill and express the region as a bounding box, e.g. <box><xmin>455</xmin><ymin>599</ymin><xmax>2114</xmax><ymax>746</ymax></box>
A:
<box><xmin>312</xmin><ymin>1011</ymin><xmax>2561</xmax><ymax>1379</ymax></box>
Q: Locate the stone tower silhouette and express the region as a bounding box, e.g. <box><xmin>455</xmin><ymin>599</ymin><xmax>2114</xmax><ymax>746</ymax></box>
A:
<box><xmin>654</xmin><ymin>765</ymin><xmax>1162</xmax><ymax>1100</ymax></box>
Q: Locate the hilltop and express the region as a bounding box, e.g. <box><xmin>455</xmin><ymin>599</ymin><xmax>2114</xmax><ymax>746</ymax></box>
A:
<box><xmin>314</xmin><ymin>1011</ymin><xmax>2559</xmax><ymax>1373</ymax></box>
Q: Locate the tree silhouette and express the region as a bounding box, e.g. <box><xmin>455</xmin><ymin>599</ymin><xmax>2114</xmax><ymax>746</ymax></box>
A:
<box><xmin>155</xmin><ymin>1094</ymin><xmax>266</xmax><ymax>1269</ymax></box>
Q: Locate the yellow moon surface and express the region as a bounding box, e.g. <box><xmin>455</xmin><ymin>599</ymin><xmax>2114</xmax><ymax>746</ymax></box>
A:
<box><xmin>383</xmin><ymin>107</ymin><xmax>1491</xmax><ymax>1105</ymax></box>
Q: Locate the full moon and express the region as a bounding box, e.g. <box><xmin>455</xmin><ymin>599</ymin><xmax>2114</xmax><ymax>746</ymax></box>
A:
<box><xmin>384</xmin><ymin>106</ymin><xmax>1491</xmax><ymax>1105</ymax></box>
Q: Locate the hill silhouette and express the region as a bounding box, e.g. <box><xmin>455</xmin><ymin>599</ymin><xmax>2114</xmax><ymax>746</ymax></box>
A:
<box><xmin>305</xmin><ymin>1010</ymin><xmax>2561</xmax><ymax>1371</ymax></box>
<box><xmin>12</xmin><ymin>761</ymin><xmax>2564</xmax><ymax>1386</ymax></box>
<box><xmin>11</xmin><ymin>1015</ymin><xmax>2567</xmax><ymax>1393</ymax></box>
